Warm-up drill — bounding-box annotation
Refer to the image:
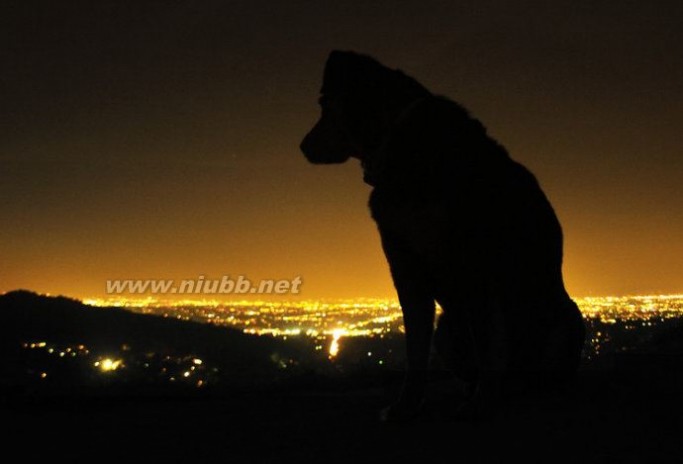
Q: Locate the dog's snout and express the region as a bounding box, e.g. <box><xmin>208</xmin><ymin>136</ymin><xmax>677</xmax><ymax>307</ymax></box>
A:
<box><xmin>299</xmin><ymin>108</ymin><xmax>352</xmax><ymax>164</ymax></box>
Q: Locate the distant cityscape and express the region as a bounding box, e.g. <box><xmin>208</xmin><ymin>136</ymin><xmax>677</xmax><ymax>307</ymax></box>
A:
<box><xmin>82</xmin><ymin>295</ymin><xmax>683</xmax><ymax>359</ymax></box>
<box><xmin>11</xmin><ymin>294</ymin><xmax>683</xmax><ymax>390</ymax></box>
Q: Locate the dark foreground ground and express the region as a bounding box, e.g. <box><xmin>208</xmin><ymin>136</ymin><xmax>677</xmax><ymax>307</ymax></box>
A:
<box><xmin>3</xmin><ymin>365</ymin><xmax>682</xmax><ymax>463</ymax></box>
<box><xmin>2</xmin><ymin>292</ymin><xmax>681</xmax><ymax>461</ymax></box>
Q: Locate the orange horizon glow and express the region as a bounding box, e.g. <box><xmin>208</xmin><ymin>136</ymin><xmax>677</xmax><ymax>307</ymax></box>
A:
<box><xmin>2</xmin><ymin>3</ymin><xmax>682</xmax><ymax>303</ymax></box>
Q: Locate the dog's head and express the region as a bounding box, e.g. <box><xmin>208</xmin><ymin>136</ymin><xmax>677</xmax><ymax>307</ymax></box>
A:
<box><xmin>300</xmin><ymin>50</ymin><xmax>429</xmax><ymax>165</ymax></box>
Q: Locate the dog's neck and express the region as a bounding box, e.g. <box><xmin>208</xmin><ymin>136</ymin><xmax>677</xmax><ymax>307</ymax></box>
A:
<box><xmin>361</xmin><ymin>95</ymin><xmax>428</xmax><ymax>187</ymax></box>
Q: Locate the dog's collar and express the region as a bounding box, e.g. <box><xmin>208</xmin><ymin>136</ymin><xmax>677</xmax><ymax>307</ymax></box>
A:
<box><xmin>362</xmin><ymin>96</ymin><xmax>428</xmax><ymax>187</ymax></box>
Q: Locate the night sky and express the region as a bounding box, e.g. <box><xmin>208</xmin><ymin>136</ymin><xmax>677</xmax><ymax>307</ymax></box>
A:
<box><xmin>2</xmin><ymin>0</ymin><xmax>682</xmax><ymax>300</ymax></box>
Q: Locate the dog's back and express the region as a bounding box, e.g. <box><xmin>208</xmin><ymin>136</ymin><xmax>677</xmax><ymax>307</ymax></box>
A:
<box><xmin>368</xmin><ymin>94</ymin><xmax>584</xmax><ymax>374</ymax></box>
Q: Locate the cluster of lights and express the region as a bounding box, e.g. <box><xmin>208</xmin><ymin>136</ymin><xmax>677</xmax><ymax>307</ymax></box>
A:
<box><xmin>94</xmin><ymin>358</ymin><xmax>123</xmax><ymax>372</ymax></box>
<box><xmin>155</xmin><ymin>355</ymin><xmax>212</xmax><ymax>387</ymax></box>
<box><xmin>576</xmin><ymin>295</ymin><xmax>683</xmax><ymax>324</ymax></box>
<box><xmin>78</xmin><ymin>295</ymin><xmax>683</xmax><ymax>359</ymax></box>
<box><xmin>23</xmin><ymin>341</ymin><xmax>90</xmax><ymax>358</ymax></box>
<box><xmin>21</xmin><ymin>341</ymin><xmax>212</xmax><ymax>387</ymax></box>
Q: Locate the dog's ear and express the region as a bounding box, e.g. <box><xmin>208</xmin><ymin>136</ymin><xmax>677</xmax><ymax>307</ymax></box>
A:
<box><xmin>321</xmin><ymin>50</ymin><xmax>392</xmax><ymax>94</ymax></box>
<box><xmin>321</xmin><ymin>51</ymin><xmax>431</xmax><ymax>111</ymax></box>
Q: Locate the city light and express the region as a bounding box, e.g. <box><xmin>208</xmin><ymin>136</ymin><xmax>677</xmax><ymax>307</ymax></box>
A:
<box><xmin>329</xmin><ymin>328</ymin><xmax>346</xmax><ymax>358</ymax></box>
<box><xmin>95</xmin><ymin>358</ymin><xmax>123</xmax><ymax>372</ymax></box>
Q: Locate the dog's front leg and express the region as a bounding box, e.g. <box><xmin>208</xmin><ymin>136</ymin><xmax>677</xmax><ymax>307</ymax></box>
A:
<box><xmin>378</xmin><ymin>229</ymin><xmax>435</xmax><ymax>421</ymax></box>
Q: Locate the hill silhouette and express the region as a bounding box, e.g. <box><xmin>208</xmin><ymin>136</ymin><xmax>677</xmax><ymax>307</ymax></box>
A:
<box><xmin>0</xmin><ymin>290</ymin><xmax>310</xmax><ymax>389</ymax></box>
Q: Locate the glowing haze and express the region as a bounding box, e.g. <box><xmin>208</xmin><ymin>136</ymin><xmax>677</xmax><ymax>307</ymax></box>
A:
<box><xmin>2</xmin><ymin>1</ymin><xmax>682</xmax><ymax>300</ymax></box>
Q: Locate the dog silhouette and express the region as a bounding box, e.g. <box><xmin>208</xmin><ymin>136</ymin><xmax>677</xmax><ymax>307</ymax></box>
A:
<box><xmin>301</xmin><ymin>50</ymin><xmax>585</xmax><ymax>421</ymax></box>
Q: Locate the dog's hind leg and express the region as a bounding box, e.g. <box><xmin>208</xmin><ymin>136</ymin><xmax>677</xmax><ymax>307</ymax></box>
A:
<box><xmin>539</xmin><ymin>296</ymin><xmax>586</xmax><ymax>378</ymax></box>
<box><xmin>442</xmin><ymin>291</ymin><xmax>511</xmax><ymax>421</ymax></box>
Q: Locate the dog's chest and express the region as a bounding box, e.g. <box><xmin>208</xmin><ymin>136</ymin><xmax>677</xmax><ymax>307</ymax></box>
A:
<box><xmin>369</xmin><ymin>188</ymin><xmax>451</xmax><ymax>259</ymax></box>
